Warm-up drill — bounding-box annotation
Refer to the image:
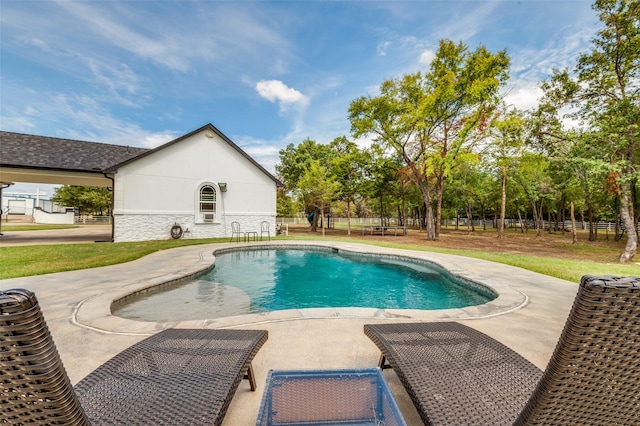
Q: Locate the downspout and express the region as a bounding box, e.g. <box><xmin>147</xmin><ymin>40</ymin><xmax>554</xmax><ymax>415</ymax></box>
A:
<box><xmin>103</xmin><ymin>172</ymin><xmax>115</xmax><ymax>242</ymax></box>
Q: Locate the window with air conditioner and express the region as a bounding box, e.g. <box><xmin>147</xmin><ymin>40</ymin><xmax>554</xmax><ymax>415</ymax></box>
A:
<box><xmin>199</xmin><ymin>185</ymin><xmax>216</xmax><ymax>223</ymax></box>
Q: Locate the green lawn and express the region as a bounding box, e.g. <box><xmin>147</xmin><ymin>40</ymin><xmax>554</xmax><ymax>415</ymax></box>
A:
<box><xmin>1</xmin><ymin>234</ymin><xmax>637</xmax><ymax>282</ymax></box>
<box><xmin>0</xmin><ymin>238</ymin><xmax>225</xmax><ymax>279</ymax></box>
<box><xmin>282</xmin><ymin>235</ymin><xmax>640</xmax><ymax>283</ymax></box>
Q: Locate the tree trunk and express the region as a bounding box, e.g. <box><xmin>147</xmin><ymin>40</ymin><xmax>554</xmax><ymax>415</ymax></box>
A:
<box><xmin>310</xmin><ymin>209</ymin><xmax>318</xmax><ymax>232</ymax></box>
<box><xmin>571</xmin><ymin>202</ymin><xmax>577</xmax><ymax>244</ymax></box>
<box><xmin>426</xmin><ymin>205</ymin><xmax>435</xmax><ymax>239</ymax></box>
<box><xmin>465</xmin><ymin>204</ymin><xmax>474</xmax><ymax>234</ymax></box>
<box><xmin>416</xmin><ymin>185</ymin><xmax>436</xmax><ymax>240</ymax></box>
<box><xmin>582</xmin><ymin>181</ymin><xmax>596</xmax><ymax>242</ymax></box>
<box><xmin>614</xmin><ymin>198</ymin><xmax>622</xmax><ymax>241</ymax></box>
<box><xmin>517</xmin><ymin>210</ymin><xmax>525</xmax><ymax>233</ymax></box>
<box><xmin>400</xmin><ymin>190</ymin><xmax>406</xmax><ymax>227</ymax></box>
<box><xmin>619</xmin><ymin>183</ymin><xmax>637</xmax><ymax>262</ymax></box>
<box><xmin>481</xmin><ymin>204</ymin><xmax>486</xmax><ymax>231</ymax></box>
<box><xmin>499</xmin><ymin>170</ymin><xmax>506</xmax><ymax>239</ymax></box>
<box><xmin>435</xmin><ymin>175</ymin><xmax>444</xmax><ymax>238</ymax></box>
<box><xmin>346</xmin><ymin>200</ymin><xmax>351</xmax><ymax>236</ymax></box>
<box><xmin>532</xmin><ymin>200</ymin><xmax>542</xmax><ymax>237</ymax></box>
<box><xmin>321</xmin><ymin>202</ymin><xmax>326</xmax><ymax>237</ymax></box>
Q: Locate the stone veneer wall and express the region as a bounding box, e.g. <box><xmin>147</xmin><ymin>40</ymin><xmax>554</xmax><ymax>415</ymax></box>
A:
<box><xmin>113</xmin><ymin>214</ymin><xmax>275</xmax><ymax>242</ymax></box>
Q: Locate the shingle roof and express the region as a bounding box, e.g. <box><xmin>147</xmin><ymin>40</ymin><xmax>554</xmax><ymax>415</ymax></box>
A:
<box><xmin>0</xmin><ymin>131</ymin><xmax>149</xmax><ymax>172</ymax></box>
<box><xmin>1</xmin><ymin>126</ymin><xmax>282</xmax><ymax>186</ymax></box>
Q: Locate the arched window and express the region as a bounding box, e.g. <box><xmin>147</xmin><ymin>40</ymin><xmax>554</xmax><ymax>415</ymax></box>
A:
<box><xmin>199</xmin><ymin>185</ymin><xmax>216</xmax><ymax>222</ymax></box>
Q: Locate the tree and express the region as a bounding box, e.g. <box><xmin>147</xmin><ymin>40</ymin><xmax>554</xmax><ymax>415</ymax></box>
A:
<box><xmin>51</xmin><ymin>186</ymin><xmax>111</xmax><ymax>215</ymax></box>
<box><xmin>422</xmin><ymin>40</ymin><xmax>510</xmax><ymax>238</ymax></box>
<box><xmin>276</xmin><ymin>138</ymin><xmax>333</xmax><ymax>191</ymax></box>
<box><xmin>349</xmin><ymin>39</ymin><xmax>510</xmax><ymax>240</ymax></box>
<box><xmin>276</xmin><ymin>187</ymin><xmax>298</xmax><ymax>217</ymax></box>
<box><xmin>276</xmin><ymin>138</ymin><xmax>334</xmax><ymax>229</ymax></box>
<box><xmin>539</xmin><ymin>0</ymin><xmax>639</xmax><ymax>262</ymax></box>
<box><xmin>297</xmin><ymin>160</ymin><xmax>340</xmax><ymax>236</ymax></box>
<box><xmin>512</xmin><ymin>152</ymin><xmax>553</xmax><ymax>237</ymax></box>
<box><xmin>486</xmin><ymin>108</ymin><xmax>526</xmax><ymax>238</ymax></box>
<box><xmin>328</xmin><ymin>136</ymin><xmax>368</xmax><ymax>236</ymax></box>
<box><xmin>361</xmin><ymin>144</ymin><xmax>404</xmax><ymax>226</ymax></box>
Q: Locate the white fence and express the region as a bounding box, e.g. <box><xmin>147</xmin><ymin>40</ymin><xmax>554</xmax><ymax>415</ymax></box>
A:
<box><xmin>442</xmin><ymin>219</ymin><xmax>640</xmax><ymax>232</ymax></box>
<box><xmin>277</xmin><ymin>216</ymin><xmax>640</xmax><ymax>231</ymax></box>
<box><xmin>75</xmin><ymin>215</ymin><xmax>111</xmax><ymax>224</ymax></box>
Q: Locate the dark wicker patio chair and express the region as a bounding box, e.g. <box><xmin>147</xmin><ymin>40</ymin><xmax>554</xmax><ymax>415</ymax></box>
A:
<box><xmin>364</xmin><ymin>275</ymin><xmax>640</xmax><ymax>426</ymax></box>
<box><xmin>0</xmin><ymin>288</ymin><xmax>268</xmax><ymax>425</ymax></box>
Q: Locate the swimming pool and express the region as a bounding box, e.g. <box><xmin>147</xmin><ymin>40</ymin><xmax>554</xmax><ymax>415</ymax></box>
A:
<box><xmin>113</xmin><ymin>247</ymin><xmax>495</xmax><ymax>322</ymax></box>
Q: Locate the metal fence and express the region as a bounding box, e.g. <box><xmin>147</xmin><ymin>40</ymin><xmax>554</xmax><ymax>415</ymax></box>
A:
<box><xmin>277</xmin><ymin>216</ymin><xmax>640</xmax><ymax>231</ymax></box>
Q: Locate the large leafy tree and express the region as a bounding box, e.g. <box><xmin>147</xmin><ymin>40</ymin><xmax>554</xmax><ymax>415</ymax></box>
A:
<box><xmin>276</xmin><ymin>138</ymin><xmax>334</xmax><ymax>227</ymax></box>
<box><xmin>422</xmin><ymin>40</ymin><xmax>510</xmax><ymax>238</ymax></box>
<box><xmin>328</xmin><ymin>136</ymin><xmax>368</xmax><ymax>235</ymax></box>
<box><xmin>362</xmin><ymin>144</ymin><xmax>403</xmax><ymax>226</ymax></box>
<box><xmin>51</xmin><ymin>186</ymin><xmax>111</xmax><ymax>215</ymax></box>
<box><xmin>349</xmin><ymin>39</ymin><xmax>510</xmax><ymax>240</ymax></box>
<box><xmin>540</xmin><ymin>0</ymin><xmax>639</xmax><ymax>262</ymax></box>
<box><xmin>512</xmin><ymin>152</ymin><xmax>553</xmax><ymax>237</ymax></box>
<box><xmin>276</xmin><ymin>138</ymin><xmax>333</xmax><ymax>191</ymax></box>
<box><xmin>486</xmin><ymin>108</ymin><xmax>526</xmax><ymax>238</ymax></box>
<box><xmin>297</xmin><ymin>160</ymin><xmax>340</xmax><ymax>235</ymax></box>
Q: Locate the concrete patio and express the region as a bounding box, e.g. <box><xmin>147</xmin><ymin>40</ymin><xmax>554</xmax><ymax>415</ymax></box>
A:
<box><xmin>0</xmin><ymin>240</ymin><xmax>580</xmax><ymax>425</ymax></box>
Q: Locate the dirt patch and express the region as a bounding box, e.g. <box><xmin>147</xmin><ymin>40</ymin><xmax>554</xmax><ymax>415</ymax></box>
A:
<box><xmin>285</xmin><ymin>223</ymin><xmax>629</xmax><ymax>264</ymax></box>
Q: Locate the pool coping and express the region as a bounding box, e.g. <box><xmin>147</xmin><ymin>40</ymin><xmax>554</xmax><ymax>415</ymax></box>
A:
<box><xmin>73</xmin><ymin>240</ymin><xmax>528</xmax><ymax>335</ymax></box>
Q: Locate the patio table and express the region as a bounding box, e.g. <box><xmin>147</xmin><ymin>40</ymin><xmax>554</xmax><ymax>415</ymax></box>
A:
<box><xmin>256</xmin><ymin>368</ymin><xmax>407</xmax><ymax>426</ymax></box>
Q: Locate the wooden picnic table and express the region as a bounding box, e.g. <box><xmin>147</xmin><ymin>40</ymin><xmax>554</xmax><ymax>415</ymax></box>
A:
<box><xmin>361</xmin><ymin>225</ymin><xmax>407</xmax><ymax>236</ymax></box>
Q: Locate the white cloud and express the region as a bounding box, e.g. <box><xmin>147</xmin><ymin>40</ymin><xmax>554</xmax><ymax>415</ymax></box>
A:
<box><xmin>503</xmin><ymin>84</ymin><xmax>543</xmax><ymax>111</ymax></box>
<box><xmin>419</xmin><ymin>50</ymin><xmax>436</xmax><ymax>66</ymax></box>
<box><xmin>377</xmin><ymin>41</ymin><xmax>391</xmax><ymax>56</ymax></box>
<box><xmin>142</xmin><ymin>133</ymin><xmax>177</xmax><ymax>148</ymax></box>
<box><xmin>233</xmin><ymin>135</ymin><xmax>284</xmax><ymax>173</ymax></box>
<box><xmin>0</xmin><ymin>114</ymin><xmax>36</xmax><ymax>132</ymax></box>
<box><xmin>54</xmin><ymin>1</ymin><xmax>190</xmax><ymax>72</ymax></box>
<box><xmin>25</xmin><ymin>38</ymin><xmax>51</xmax><ymax>52</ymax></box>
<box><xmin>24</xmin><ymin>106</ymin><xmax>39</xmax><ymax>116</ymax></box>
<box><xmin>256</xmin><ymin>80</ymin><xmax>308</xmax><ymax>113</ymax></box>
<box><xmin>85</xmin><ymin>59</ymin><xmax>140</xmax><ymax>106</ymax></box>
<box><xmin>430</xmin><ymin>2</ymin><xmax>501</xmax><ymax>42</ymax></box>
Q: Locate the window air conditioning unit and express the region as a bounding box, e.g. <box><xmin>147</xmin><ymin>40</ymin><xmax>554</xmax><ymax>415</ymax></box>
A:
<box><xmin>203</xmin><ymin>213</ymin><xmax>215</xmax><ymax>222</ymax></box>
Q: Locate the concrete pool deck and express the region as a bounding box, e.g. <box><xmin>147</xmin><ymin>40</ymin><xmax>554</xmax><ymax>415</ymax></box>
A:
<box><xmin>0</xmin><ymin>240</ymin><xmax>579</xmax><ymax>425</ymax></box>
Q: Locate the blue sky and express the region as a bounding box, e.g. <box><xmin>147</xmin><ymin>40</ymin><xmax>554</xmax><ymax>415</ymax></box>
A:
<box><xmin>2</xmin><ymin>0</ymin><xmax>600</xmax><ymax>192</ymax></box>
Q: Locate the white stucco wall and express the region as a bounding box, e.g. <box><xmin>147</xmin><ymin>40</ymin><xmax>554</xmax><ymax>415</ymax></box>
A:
<box><xmin>112</xmin><ymin>128</ymin><xmax>277</xmax><ymax>242</ymax></box>
<box><xmin>33</xmin><ymin>207</ymin><xmax>75</xmax><ymax>224</ymax></box>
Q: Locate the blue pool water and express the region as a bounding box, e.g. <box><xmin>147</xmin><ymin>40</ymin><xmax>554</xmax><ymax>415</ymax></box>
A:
<box><xmin>113</xmin><ymin>248</ymin><xmax>495</xmax><ymax>322</ymax></box>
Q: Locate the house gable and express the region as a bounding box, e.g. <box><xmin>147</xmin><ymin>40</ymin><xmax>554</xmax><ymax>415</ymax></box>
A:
<box><xmin>107</xmin><ymin>123</ymin><xmax>281</xmax><ymax>187</ymax></box>
<box><xmin>111</xmin><ymin>125</ymin><xmax>279</xmax><ymax>215</ymax></box>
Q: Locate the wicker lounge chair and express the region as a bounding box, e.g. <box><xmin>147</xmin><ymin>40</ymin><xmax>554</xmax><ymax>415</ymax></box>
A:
<box><xmin>364</xmin><ymin>275</ymin><xmax>640</xmax><ymax>426</ymax></box>
<box><xmin>0</xmin><ymin>288</ymin><xmax>268</xmax><ymax>425</ymax></box>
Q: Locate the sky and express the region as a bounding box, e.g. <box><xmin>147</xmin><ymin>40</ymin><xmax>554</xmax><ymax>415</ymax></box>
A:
<box><xmin>1</xmin><ymin>0</ymin><xmax>601</xmax><ymax>194</ymax></box>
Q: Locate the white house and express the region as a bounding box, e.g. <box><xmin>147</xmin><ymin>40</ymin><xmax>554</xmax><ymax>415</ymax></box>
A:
<box><xmin>0</xmin><ymin>124</ymin><xmax>281</xmax><ymax>242</ymax></box>
<box><xmin>108</xmin><ymin>125</ymin><xmax>280</xmax><ymax>242</ymax></box>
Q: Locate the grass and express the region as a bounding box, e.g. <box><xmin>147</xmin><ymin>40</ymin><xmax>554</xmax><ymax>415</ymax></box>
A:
<box><xmin>0</xmin><ymin>238</ymin><xmax>226</xmax><ymax>279</ymax></box>
<box><xmin>1</xmin><ymin>230</ymin><xmax>638</xmax><ymax>282</ymax></box>
<box><xmin>279</xmin><ymin>235</ymin><xmax>640</xmax><ymax>283</ymax></box>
